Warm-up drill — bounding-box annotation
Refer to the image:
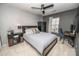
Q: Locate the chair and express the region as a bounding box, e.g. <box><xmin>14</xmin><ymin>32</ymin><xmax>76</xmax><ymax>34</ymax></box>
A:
<box><xmin>59</xmin><ymin>28</ymin><xmax>75</xmax><ymax>47</ymax></box>
<box><xmin>59</xmin><ymin>28</ymin><xmax>64</xmax><ymax>39</ymax></box>
<box><xmin>59</xmin><ymin>28</ymin><xmax>68</xmax><ymax>43</ymax></box>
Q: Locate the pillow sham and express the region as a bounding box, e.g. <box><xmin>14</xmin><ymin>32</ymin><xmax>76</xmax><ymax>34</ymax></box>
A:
<box><xmin>25</xmin><ymin>28</ymin><xmax>40</xmax><ymax>34</ymax></box>
<box><xmin>25</xmin><ymin>29</ymin><xmax>33</xmax><ymax>34</ymax></box>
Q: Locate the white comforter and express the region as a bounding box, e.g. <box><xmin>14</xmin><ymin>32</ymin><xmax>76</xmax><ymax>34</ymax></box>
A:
<box><xmin>23</xmin><ymin>32</ymin><xmax>57</xmax><ymax>54</ymax></box>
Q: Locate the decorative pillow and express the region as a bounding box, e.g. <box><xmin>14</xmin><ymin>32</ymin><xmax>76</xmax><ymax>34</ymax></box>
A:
<box><xmin>32</xmin><ymin>28</ymin><xmax>36</xmax><ymax>34</ymax></box>
<box><xmin>32</xmin><ymin>28</ymin><xmax>40</xmax><ymax>34</ymax></box>
<box><xmin>25</xmin><ymin>29</ymin><xmax>33</xmax><ymax>34</ymax></box>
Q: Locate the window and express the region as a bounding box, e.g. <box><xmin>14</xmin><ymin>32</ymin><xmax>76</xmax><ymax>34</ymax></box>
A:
<box><xmin>48</xmin><ymin>17</ymin><xmax>59</xmax><ymax>33</ymax></box>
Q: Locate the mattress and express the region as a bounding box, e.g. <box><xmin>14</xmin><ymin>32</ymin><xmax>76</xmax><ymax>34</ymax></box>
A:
<box><xmin>23</xmin><ymin>32</ymin><xmax>57</xmax><ymax>54</ymax></box>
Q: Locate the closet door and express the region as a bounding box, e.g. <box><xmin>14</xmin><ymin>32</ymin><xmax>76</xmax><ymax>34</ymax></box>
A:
<box><xmin>38</xmin><ymin>22</ymin><xmax>46</xmax><ymax>32</ymax></box>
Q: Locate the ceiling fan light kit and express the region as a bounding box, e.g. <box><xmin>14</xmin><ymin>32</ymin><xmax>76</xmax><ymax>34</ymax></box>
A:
<box><xmin>32</xmin><ymin>4</ymin><xmax>54</xmax><ymax>15</ymax></box>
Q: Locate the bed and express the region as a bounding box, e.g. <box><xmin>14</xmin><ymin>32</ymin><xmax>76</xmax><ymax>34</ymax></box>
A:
<box><xmin>19</xmin><ymin>26</ymin><xmax>57</xmax><ymax>56</ymax></box>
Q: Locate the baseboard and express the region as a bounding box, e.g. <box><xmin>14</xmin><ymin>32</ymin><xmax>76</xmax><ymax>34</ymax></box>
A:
<box><xmin>2</xmin><ymin>43</ymin><xmax>8</xmax><ymax>48</ymax></box>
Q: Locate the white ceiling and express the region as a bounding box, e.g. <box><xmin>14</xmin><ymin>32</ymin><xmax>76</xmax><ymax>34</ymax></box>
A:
<box><xmin>8</xmin><ymin>3</ymin><xmax>79</xmax><ymax>16</ymax></box>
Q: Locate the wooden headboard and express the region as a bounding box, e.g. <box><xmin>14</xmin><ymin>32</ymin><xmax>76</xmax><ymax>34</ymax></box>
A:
<box><xmin>18</xmin><ymin>26</ymin><xmax>37</xmax><ymax>33</ymax></box>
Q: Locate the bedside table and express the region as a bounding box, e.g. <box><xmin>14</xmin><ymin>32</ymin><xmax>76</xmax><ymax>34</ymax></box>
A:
<box><xmin>8</xmin><ymin>33</ymin><xmax>24</xmax><ymax>47</ymax></box>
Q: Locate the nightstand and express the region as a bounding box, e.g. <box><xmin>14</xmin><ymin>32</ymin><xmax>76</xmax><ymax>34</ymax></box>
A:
<box><xmin>8</xmin><ymin>33</ymin><xmax>24</xmax><ymax>47</ymax></box>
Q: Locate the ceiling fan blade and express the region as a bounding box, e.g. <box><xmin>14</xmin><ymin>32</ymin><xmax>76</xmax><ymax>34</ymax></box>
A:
<box><xmin>44</xmin><ymin>4</ymin><xmax>54</xmax><ymax>9</ymax></box>
<box><xmin>32</xmin><ymin>7</ymin><xmax>41</xmax><ymax>9</ymax></box>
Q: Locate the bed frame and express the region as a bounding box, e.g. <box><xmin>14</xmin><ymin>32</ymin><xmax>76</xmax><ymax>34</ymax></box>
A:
<box><xmin>18</xmin><ymin>25</ymin><xmax>57</xmax><ymax>56</ymax></box>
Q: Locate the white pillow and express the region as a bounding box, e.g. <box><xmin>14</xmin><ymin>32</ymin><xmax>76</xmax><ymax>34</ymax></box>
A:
<box><xmin>35</xmin><ymin>28</ymin><xmax>40</xmax><ymax>32</ymax></box>
<box><xmin>25</xmin><ymin>29</ymin><xmax>33</xmax><ymax>34</ymax></box>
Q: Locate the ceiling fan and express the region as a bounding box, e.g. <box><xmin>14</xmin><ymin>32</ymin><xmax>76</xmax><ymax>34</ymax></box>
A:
<box><xmin>31</xmin><ymin>4</ymin><xmax>54</xmax><ymax>14</ymax></box>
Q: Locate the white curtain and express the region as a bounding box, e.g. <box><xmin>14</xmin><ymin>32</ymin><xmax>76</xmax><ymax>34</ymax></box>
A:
<box><xmin>48</xmin><ymin>17</ymin><xmax>59</xmax><ymax>33</ymax></box>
